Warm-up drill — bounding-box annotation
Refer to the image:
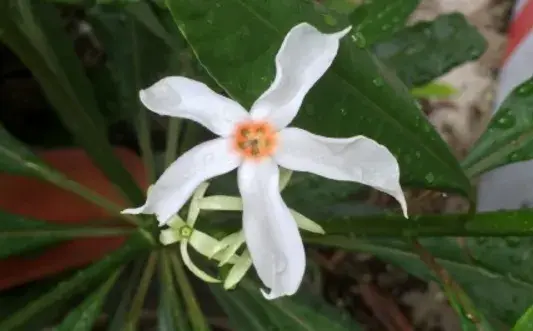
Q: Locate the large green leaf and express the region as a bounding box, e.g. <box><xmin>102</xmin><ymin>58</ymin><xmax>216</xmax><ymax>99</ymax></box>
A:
<box><xmin>212</xmin><ymin>280</ymin><xmax>363</xmax><ymax>331</ymax></box>
<box><xmin>53</xmin><ymin>270</ymin><xmax>121</xmax><ymax>331</ymax></box>
<box><xmin>512</xmin><ymin>305</ymin><xmax>533</xmax><ymax>331</ymax></box>
<box><xmin>0</xmin><ymin>229</ymin><xmax>154</xmax><ymax>331</ymax></box>
<box><xmin>462</xmin><ymin>76</ymin><xmax>533</xmax><ymax>178</ymax></box>
<box><xmin>373</xmin><ymin>13</ymin><xmax>487</xmax><ymax>88</ymax></box>
<box><xmin>349</xmin><ymin>0</ymin><xmax>421</xmax><ymax>47</ymax></box>
<box><xmin>0</xmin><ymin>210</ymin><xmax>132</xmax><ymax>259</ymax></box>
<box><xmin>0</xmin><ymin>0</ymin><xmax>143</xmax><ymax>204</ymax></box>
<box><xmin>166</xmin><ymin>0</ymin><xmax>472</xmax><ymax>197</ymax></box>
<box><xmin>309</xmin><ymin>235</ymin><xmax>533</xmax><ymax>327</ymax></box>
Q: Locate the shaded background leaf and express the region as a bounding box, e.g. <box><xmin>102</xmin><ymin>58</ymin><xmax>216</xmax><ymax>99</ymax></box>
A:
<box><xmin>373</xmin><ymin>13</ymin><xmax>487</xmax><ymax>88</ymax></box>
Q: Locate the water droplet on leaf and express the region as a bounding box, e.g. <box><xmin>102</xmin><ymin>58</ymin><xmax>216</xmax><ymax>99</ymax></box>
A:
<box><xmin>350</xmin><ymin>32</ymin><xmax>366</xmax><ymax>48</ymax></box>
<box><xmin>493</xmin><ymin>114</ymin><xmax>516</xmax><ymax>129</ymax></box>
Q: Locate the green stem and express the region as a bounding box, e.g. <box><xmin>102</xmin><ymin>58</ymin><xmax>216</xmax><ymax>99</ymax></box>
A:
<box><xmin>165</xmin><ymin>118</ymin><xmax>182</xmax><ymax>167</ymax></box>
<box><xmin>126</xmin><ymin>253</ymin><xmax>158</xmax><ymax>331</ymax></box>
<box><xmin>214</xmin><ymin>209</ymin><xmax>533</xmax><ymax>237</ymax></box>
<box><xmin>169</xmin><ymin>251</ymin><xmax>210</xmax><ymax>331</ymax></box>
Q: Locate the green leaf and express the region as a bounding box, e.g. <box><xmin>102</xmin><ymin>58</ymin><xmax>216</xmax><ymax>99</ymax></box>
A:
<box><xmin>0</xmin><ymin>273</ymin><xmax>82</xmax><ymax>330</ymax></box>
<box><xmin>166</xmin><ymin>0</ymin><xmax>472</xmax><ymax>197</ymax></box>
<box><xmin>158</xmin><ymin>252</ymin><xmax>191</xmax><ymax>331</ymax></box>
<box><xmin>349</xmin><ymin>0</ymin><xmax>421</xmax><ymax>47</ymax></box>
<box><xmin>0</xmin><ymin>229</ymin><xmax>154</xmax><ymax>331</ymax></box>
<box><xmin>217</xmin><ymin>208</ymin><xmax>533</xmax><ymax>237</ymax></box>
<box><xmin>106</xmin><ymin>260</ymin><xmax>145</xmax><ymax>331</ymax></box>
<box><xmin>0</xmin><ymin>0</ymin><xmax>143</xmax><ymax>204</ymax></box>
<box><xmin>373</xmin><ymin>13</ymin><xmax>487</xmax><ymax>88</ymax></box>
<box><xmin>0</xmin><ymin>126</ymin><xmax>139</xmax><ymax>224</ymax></box>
<box><xmin>53</xmin><ymin>270</ymin><xmax>121</xmax><ymax>331</ymax></box>
<box><xmin>512</xmin><ymin>305</ymin><xmax>533</xmax><ymax>331</ymax></box>
<box><xmin>212</xmin><ymin>279</ymin><xmax>363</xmax><ymax>331</ymax></box>
<box><xmin>87</xmin><ymin>2</ymin><xmax>182</xmax><ymax>122</ymax></box>
<box><xmin>0</xmin><ymin>124</ymin><xmax>50</xmax><ymax>177</ymax></box>
<box><xmin>410</xmin><ymin>82</ymin><xmax>458</xmax><ymax>98</ymax></box>
<box><xmin>0</xmin><ymin>210</ymin><xmax>133</xmax><ymax>259</ymax></box>
<box><xmin>308</xmin><ymin>236</ymin><xmax>533</xmax><ymax>327</ymax></box>
<box><xmin>462</xmin><ymin>76</ymin><xmax>533</xmax><ymax>178</ymax></box>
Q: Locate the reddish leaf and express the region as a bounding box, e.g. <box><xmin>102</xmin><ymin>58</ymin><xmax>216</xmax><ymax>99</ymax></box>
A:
<box><xmin>0</xmin><ymin>147</ymin><xmax>147</xmax><ymax>290</ymax></box>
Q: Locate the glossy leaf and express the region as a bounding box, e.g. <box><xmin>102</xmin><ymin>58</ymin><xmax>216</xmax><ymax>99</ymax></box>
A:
<box><xmin>462</xmin><ymin>76</ymin><xmax>533</xmax><ymax>178</ymax></box>
<box><xmin>373</xmin><ymin>13</ymin><xmax>487</xmax><ymax>87</ymax></box>
<box><xmin>512</xmin><ymin>305</ymin><xmax>533</xmax><ymax>331</ymax></box>
<box><xmin>167</xmin><ymin>0</ymin><xmax>472</xmax><ymax>197</ymax></box>
<box><xmin>53</xmin><ymin>270</ymin><xmax>121</xmax><ymax>331</ymax></box>
<box><xmin>309</xmin><ymin>236</ymin><xmax>533</xmax><ymax>327</ymax></box>
<box><xmin>212</xmin><ymin>279</ymin><xmax>363</xmax><ymax>331</ymax></box>
<box><xmin>349</xmin><ymin>0</ymin><xmax>421</xmax><ymax>47</ymax></box>
<box><xmin>0</xmin><ymin>0</ymin><xmax>144</xmax><ymax>204</ymax></box>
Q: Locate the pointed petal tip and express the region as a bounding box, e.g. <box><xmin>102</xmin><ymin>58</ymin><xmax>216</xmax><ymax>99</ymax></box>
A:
<box><xmin>336</xmin><ymin>25</ymin><xmax>352</xmax><ymax>38</ymax></box>
<box><xmin>120</xmin><ymin>206</ymin><xmax>145</xmax><ymax>215</ymax></box>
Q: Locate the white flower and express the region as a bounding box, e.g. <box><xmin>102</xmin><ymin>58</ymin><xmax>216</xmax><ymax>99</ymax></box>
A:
<box><xmin>122</xmin><ymin>22</ymin><xmax>408</xmax><ymax>300</ymax></box>
<box><xmin>158</xmin><ymin>183</ymin><xmax>238</xmax><ymax>283</ymax></box>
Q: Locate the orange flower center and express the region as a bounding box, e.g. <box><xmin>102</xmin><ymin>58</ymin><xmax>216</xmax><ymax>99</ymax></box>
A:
<box><xmin>232</xmin><ymin>121</ymin><xmax>278</xmax><ymax>160</ymax></box>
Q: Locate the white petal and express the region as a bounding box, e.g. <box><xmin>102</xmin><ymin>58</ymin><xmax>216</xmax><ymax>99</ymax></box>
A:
<box><xmin>180</xmin><ymin>241</ymin><xmax>221</xmax><ymax>283</ymax></box>
<box><xmin>250</xmin><ymin>23</ymin><xmax>351</xmax><ymax>129</ymax></box>
<box><xmin>275</xmin><ymin>128</ymin><xmax>408</xmax><ymax>218</ymax></box>
<box><xmin>140</xmin><ymin>77</ymin><xmax>249</xmax><ymax>137</ymax></box>
<box><xmin>122</xmin><ymin>138</ymin><xmax>241</xmax><ymax>224</ymax></box>
<box><xmin>238</xmin><ymin>159</ymin><xmax>306</xmax><ymax>299</ymax></box>
<box><xmin>224</xmin><ymin>250</ymin><xmax>253</xmax><ymax>290</ymax></box>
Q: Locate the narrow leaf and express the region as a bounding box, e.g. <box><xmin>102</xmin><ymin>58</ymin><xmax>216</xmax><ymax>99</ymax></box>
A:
<box><xmin>53</xmin><ymin>270</ymin><xmax>121</xmax><ymax>331</ymax></box>
<box><xmin>0</xmin><ymin>229</ymin><xmax>154</xmax><ymax>331</ymax></box>
<box><xmin>462</xmin><ymin>75</ymin><xmax>533</xmax><ymax>177</ymax></box>
<box><xmin>0</xmin><ymin>0</ymin><xmax>144</xmax><ymax>204</ymax></box>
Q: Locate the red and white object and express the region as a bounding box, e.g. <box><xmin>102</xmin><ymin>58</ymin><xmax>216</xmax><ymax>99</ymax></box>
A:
<box><xmin>478</xmin><ymin>0</ymin><xmax>533</xmax><ymax>210</ymax></box>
